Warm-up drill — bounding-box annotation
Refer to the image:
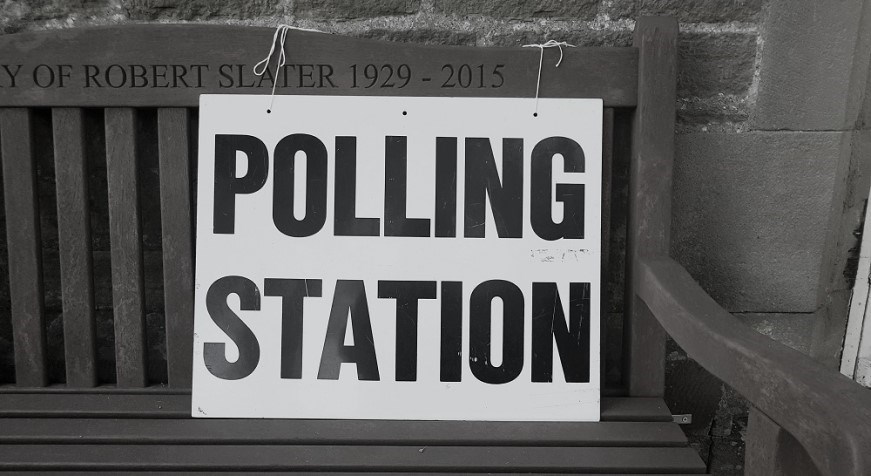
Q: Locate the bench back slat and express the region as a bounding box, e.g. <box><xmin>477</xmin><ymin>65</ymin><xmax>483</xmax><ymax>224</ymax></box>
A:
<box><xmin>0</xmin><ymin>108</ymin><xmax>48</xmax><ymax>387</ymax></box>
<box><xmin>52</xmin><ymin>108</ymin><xmax>98</xmax><ymax>387</ymax></box>
<box><xmin>625</xmin><ymin>17</ymin><xmax>678</xmax><ymax>396</ymax></box>
<box><xmin>157</xmin><ymin>108</ymin><xmax>194</xmax><ymax>388</ymax></box>
<box><xmin>104</xmin><ymin>108</ymin><xmax>147</xmax><ymax>387</ymax></box>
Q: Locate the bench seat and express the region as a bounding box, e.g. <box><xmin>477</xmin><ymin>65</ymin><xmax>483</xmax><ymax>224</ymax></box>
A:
<box><xmin>0</xmin><ymin>391</ymin><xmax>705</xmax><ymax>473</ymax></box>
<box><xmin>0</xmin><ymin>19</ymin><xmax>714</xmax><ymax>475</ymax></box>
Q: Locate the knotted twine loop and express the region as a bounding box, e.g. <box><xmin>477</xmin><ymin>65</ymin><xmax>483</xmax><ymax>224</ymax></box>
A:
<box><xmin>521</xmin><ymin>40</ymin><xmax>576</xmax><ymax>116</ymax></box>
<box><xmin>253</xmin><ymin>24</ymin><xmax>323</xmax><ymax>113</ymax></box>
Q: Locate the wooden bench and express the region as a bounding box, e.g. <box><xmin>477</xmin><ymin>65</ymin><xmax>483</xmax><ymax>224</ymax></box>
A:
<box><xmin>0</xmin><ymin>16</ymin><xmax>867</xmax><ymax>474</ymax></box>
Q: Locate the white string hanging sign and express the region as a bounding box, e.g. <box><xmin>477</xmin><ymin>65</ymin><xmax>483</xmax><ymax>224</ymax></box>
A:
<box><xmin>253</xmin><ymin>24</ymin><xmax>323</xmax><ymax>113</ymax></box>
<box><xmin>522</xmin><ymin>40</ymin><xmax>576</xmax><ymax>116</ymax></box>
<box><xmin>253</xmin><ymin>26</ymin><xmax>574</xmax><ymax>116</ymax></box>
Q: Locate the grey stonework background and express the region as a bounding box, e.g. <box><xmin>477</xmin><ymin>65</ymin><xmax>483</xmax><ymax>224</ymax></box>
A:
<box><xmin>1</xmin><ymin>0</ymin><xmax>869</xmax><ymax>474</ymax></box>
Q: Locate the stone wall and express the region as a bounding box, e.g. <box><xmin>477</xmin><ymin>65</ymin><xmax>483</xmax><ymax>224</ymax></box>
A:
<box><xmin>2</xmin><ymin>1</ymin><xmax>868</xmax><ymax>474</ymax></box>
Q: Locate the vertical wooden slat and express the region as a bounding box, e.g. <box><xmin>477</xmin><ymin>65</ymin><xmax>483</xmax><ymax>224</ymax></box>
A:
<box><xmin>0</xmin><ymin>108</ymin><xmax>47</xmax><ymax>387</ymax></box>
<box><xmin>52</xmin><ymin>108</ymin><xmax>98</xmax><ymax>387</ymax></box>
<box><xmin>625</xmin><ymin>17</ymin><xmax>678</xmax><ymax>397</ymax></box>
<box><xmin>158</xmin><ymin>108</ymin><xmax>194</xmax><ymax>388</ymax></box>
<box><xmin>105</xmin><ymin>108</ymin><xmax>147</xmax><ymax>387</ymax></box>
<box><xmin>601</xmin><ymin>107</ymin><xmax>614</xmax><ymax>384</ymax></box>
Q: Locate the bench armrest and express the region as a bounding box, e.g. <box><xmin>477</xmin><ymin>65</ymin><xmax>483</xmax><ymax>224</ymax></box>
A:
<box><xmin>637</xmin><ymin>256</ymin><xmax>871</xmax><ymax>476</ymax></box>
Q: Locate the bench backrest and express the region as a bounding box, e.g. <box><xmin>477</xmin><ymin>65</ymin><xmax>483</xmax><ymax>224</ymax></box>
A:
<box><xmin>0</xmin><ymin>19</ymin><xmax>677</xmax><ymax>397</ymax></box>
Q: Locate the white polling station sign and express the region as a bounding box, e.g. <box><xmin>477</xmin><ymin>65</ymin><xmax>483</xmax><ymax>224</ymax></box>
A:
<box><xmin>192</xmin><ymin>95</ymin><xmax>602</xmax><ymax>421</ymax></box>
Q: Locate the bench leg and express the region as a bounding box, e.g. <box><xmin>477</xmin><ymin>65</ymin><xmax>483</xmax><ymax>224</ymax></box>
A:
<box><xmin>746</xmin><ymin>407</ymin><xmax>821</xmax><ymax>476</ymax></box>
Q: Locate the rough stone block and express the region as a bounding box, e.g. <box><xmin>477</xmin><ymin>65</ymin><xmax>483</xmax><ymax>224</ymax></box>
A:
<box><xmin>123</xmin><ymin>0</ymin><xmax>281</xmax><ymax>20</ymax></box>
<box><xmin>604</xmin><ymin>0</ymin><xmax>763</xmax><ymax>22</ymax></box>
<box><xmin>677</xmin><ymin>95</ymin><xmax>751</xmax><ymax>130</ymax></box>
<box><xmin>678</xmin><ymin>31</ymin><xmax>756</xmax><ymax>98</ymax></box>
<box><xmin>599</xmin><ymin>0</ymin><xmax>636</xmax><ymax>20</ymax></box>
<box><xmin>707</xmin><ymin>437</ymin><xmax>745</xmax><ymax>476</ymax></box>
<box><xmin>638</xmin><ymin>0</ymin><xmax>763</xmax><ymax>23</ymax></box>
<box><xmin>672</xmin><ymin>132</ymin><xmax>846</xmax><ymax>312</ymax></box>
<box><xmin>751</xmin><ymin>0</ymin><xmax>871</xmax><ymax>130</ymax></box>
<box><xmin>294</xmin><ymin>0</ymin><xmax>420</xmax><ymax>19</ymax></box>
<box><xmin>0</xmin><ymin>0</ymin><xmax>110</xmax><ymax>33</ymax></box>
<box><xmin>433</xmin><ymin>0</ymin><xmax>599</xmax><ymax>21</ymax></box>
<box><xmin>358</xmin><ymin>29</ymin><xmax>476</xmax><ymax>46</ymax></box>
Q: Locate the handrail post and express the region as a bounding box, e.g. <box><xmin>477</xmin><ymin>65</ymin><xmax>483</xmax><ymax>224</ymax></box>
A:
<box><xmin>625</xmin><ymin>17</ymin><xmax>678</xmax><ymax>396</ymax></box>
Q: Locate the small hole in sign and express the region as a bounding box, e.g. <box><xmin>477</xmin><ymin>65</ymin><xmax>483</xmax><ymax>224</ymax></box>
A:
<box><xmin>267</xmin><ymin>109</ymin><xmax>272</xmax><ymax>114</ymax></box>
<box><xmin>533</xmin><ymin>112</ymin><xmax>538</xmax><ymax>117</ymax></box>
<box><xmin>402</xmin><ymin>111</ymin><xmax>407</xmax><ymax>116</ymax></box>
